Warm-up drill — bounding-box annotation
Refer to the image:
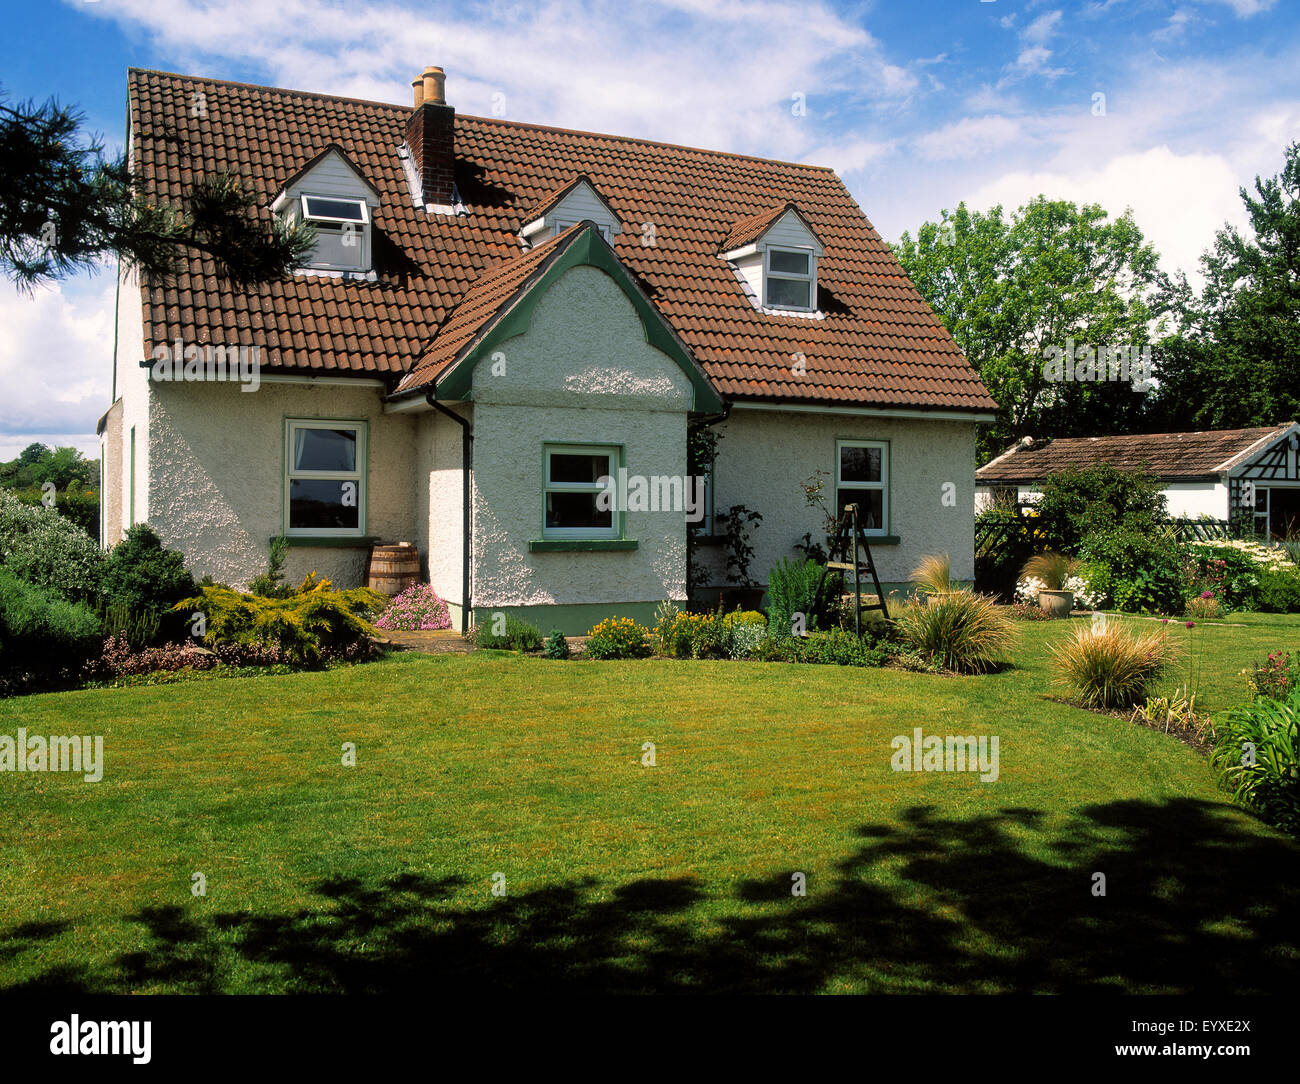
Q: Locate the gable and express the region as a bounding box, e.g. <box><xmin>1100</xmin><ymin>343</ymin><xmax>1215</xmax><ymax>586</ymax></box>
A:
<box><xmin>427</xmin><ymin>224</ymin><xmax>722</xmax><ymax>413</ymax></box>
<box><xmin>520</xmin><ymin>177</ymin><xmax>622</xmax><ymax>246</ymax></box>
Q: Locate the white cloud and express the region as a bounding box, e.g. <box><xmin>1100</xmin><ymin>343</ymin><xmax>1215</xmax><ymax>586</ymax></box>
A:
<box><xmin>1198</xmin><ymin>0</ymin><xmax>1277</xmax><ymax>15</ymax></box>
<box><xmin>914</xmin><ymin>115</ymin><xmax>1024</xmax><ymax>161</ymax></box>
<box><xmin>0</xmin><ymin>277</ymin><xmax>115</xmax><ymax>460</ymax></box>
<box><xmin>1022</xmin><ymin>10</ymin><xmax>1064</xmax><ymax>46</ymax></box>
<box><xmin>965</xmin><ymin>145</ymin><xmax>1247</xmax><ymax>283</ymax></box>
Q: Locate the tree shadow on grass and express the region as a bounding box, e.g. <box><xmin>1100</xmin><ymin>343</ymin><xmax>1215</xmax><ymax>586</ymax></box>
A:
<box><xmin>5</xmin><ymin>798</ymin><xmax>1298</xmax><ymax>993</ymax></box>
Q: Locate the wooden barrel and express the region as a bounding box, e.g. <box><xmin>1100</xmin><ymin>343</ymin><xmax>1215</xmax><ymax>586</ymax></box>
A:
<box><xmin>367</xmin><ymin>542</ymin><xmax>419</xmax><ymax>596</ymax></box>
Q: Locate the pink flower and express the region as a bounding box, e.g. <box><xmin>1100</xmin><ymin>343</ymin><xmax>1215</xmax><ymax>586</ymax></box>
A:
<box><xmin>1200</xmin><ymin>590</ymin><xmax>1214</xmax><ymax>599</ymax></box>
<box><xmin>1185</xmin><ymin>621</ymin><xmax>1196</xmax><ymax>629</ymax></box>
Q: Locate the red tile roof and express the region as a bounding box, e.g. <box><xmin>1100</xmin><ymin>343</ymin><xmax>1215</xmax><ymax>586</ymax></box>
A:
<box><xmin>720</xmin><ymin>202</ymin><xmax>803</xmax><ymax>252</ymax></box>
<box><xmin>128</xmin><ymin>68</ymin><xmax>998</xmax><ymax>412</ymax></box>
<box><xmin>976</xmin><ymin>426</ymin><xmax>1293</xmax><ymax>482</ymax></box>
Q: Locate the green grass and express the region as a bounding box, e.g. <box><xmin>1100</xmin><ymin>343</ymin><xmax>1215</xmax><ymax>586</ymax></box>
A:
<box><xmin>1</xmin><ymin>617</ymin><xmax>1297</xmax><ymax>994</ymax></box>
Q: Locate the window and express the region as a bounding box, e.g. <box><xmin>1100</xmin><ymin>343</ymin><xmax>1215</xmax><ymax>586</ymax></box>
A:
<box><xmin>285</xmin><ymin>420</ymin><xmax>366</xmax><ymax>536</ymax></box>
<box><xmin>544</xmin><ymin>444</ymin><xmax>619</xmax><ymax>539</ymax></box>
<box><xmin>553</xmin><ymin>219</ymin><xmax>611</xmax><ymax>242</ymax></box>
<box><xmin>836</xmin><ymin>440</ymin><xmax>888</xmax><ymax>534</ymax></box>
<box><xmin>765</xmin><ymin>247</ymin><xmax>815</xmax><ymax>311</ymax></box>
<box><xmin>301</xmin><ymin>194</ymin><xmax>369</xmax><ymax>271</ymax></box>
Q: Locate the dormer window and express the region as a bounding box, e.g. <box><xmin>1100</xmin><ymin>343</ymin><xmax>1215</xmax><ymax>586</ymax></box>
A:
<box><xmin>720</xmin><ymin>202</ymin><xmax>825</xmax><ymax>318</ymax></box>
<box><xmin>301</xmin><ymin>195</ymin><xmax>370</xmax><ymax>271</ymax></box>
<box><xmin>520</xmin><ymin>176</ymin><xmax>621</xmax><ymax>250</ymax></box>
<box><xmin>765</xmin><ymin>247</ymin><xmax>815</xmax><ymax>311</ymax></box>
<box><xmin>271</xmin><ymin>146</ymin><xmax>381</xmax><ymax>278</ymax></box>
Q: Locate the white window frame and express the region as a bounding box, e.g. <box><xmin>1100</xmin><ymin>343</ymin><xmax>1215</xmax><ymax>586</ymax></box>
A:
<box><xmin>284</xmin><ymin>419</ymin><xmax>367</xmax><ymax>538</ymax></box>
<box><xmin>299</xmin><ymin>194</ymin><xmax>371</xmax><ymax>272</ymax></box>
<box><xmin>543</xmin><ymin>443</ymin><xmax>620</xmax><ymax>540</ymax></box>
<box><xmin>300</xmin><ymin>194</ymin><xmax>370</xmax><ymax>225</ymax></box>
<box><xmin>764</xmin><ymin>246</ymin><xmax>816</xmax><ymax>312</ymax></box>
<box><xmin>553</xmin><ymin>219</ymin><xmax>611</xmax><ymax>242</ymax></box>
<box><xmin>835</xmin><ymin>439</ymin><xmax>889</xmax><ymax>536</ymax></box>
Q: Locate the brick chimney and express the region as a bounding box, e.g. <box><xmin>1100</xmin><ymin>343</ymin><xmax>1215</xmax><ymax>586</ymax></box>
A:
<box><xmin>404</xmin><ymin>65</ymin><xmax>455</xmax><ymax>208</ymax></box>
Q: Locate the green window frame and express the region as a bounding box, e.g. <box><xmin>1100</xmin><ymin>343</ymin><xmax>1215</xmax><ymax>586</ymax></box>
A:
<box><xmin>543</xmin><ymin>443</ymin><xmax>620</xmax><ymax>540</ymax></box>
<box><xmin>835</xmin><ymin>439</ymin><xmax>889</xmax><ymax>536</ymax></box>
<box><xmin>284</xmin><ymin>418</ymin><xmax>368</xmax><ymax>538</ymax></box>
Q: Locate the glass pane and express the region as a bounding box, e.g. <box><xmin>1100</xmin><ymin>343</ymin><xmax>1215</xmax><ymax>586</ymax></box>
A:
<box><xmin>767</xmin><ymin>276</ymin><xmax>811</xmax><ymax>308</ymax></box>
<box><xmin>290</xmin><ymin>479</ymin><xmax>360</xmax><ymax>530</ymax></box>
<box><xmin>769</xmin><ymin>249</ymin><xmax>809</xmax><ymax>275</ymax></box>
<box><xmin>837</xmin><ymin>488</ymin><xmax>884</xmax><ymax>530</ymax></box>
<box><xmin>840</xmin><ymin>445</ymin><xmax>882</xmax><ymax>483</ymax></box>
<box><xmin>549</xmin><ymin>452</ymin><xmax>610</xmax><ymax>485</ymax></box>
<box><xmin>294</xmin><ymin>428</ymin><xmax>357</xmax><ymax>472</ymax></box>
<box><xmin>546</xmin><ymin>491</ymin><xmax>613</xmax><ymax>530</ymax></box>
<box><xmin>304</xmin><ymin>196</ymin><xmax>365</xmax><ymax>221</ymax></box>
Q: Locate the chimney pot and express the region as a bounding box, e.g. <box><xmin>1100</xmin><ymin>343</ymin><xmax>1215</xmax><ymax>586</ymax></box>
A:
<box><xmin>422</xmin><ymin>66</ymin><xmax>446</xmax><ymax>106</ymax></box>
<box><xmin>411</xmin><ymin>77</ymin><xmax>424</xmax><ymax>108</ymax></box>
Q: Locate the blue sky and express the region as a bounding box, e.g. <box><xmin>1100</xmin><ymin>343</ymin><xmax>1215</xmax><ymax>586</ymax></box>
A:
<box><xmin>2</xmin><ymin>0</ymin><xmax>1297</xmax><ymax>458</ymax></box>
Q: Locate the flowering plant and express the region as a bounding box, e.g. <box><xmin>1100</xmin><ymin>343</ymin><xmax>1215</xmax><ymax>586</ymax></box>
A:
<box><xmin>374</xmin><ymin>583</ymin><xmax>452</xmax><ymax>631</ymax></box>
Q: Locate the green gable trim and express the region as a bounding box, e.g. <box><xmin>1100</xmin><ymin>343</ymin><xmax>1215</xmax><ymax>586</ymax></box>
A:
<box><xmin>436</xmin><ymin>226</ymin><xmax>723</xmax><ymax>412</ymax></box>
<box><xmin>528</xmin><ymin>538</ymin><xmax>639</xmax><ymax>552</ymax></box>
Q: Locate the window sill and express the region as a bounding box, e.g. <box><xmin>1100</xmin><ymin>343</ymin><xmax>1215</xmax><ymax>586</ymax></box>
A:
<box><xmin>528</xmin><ymin>539</ymin><xmax>638</xmax><ymax>553</ymax></box>
<box><xmin>864</xmin><ymin>534</ymin><xmax>901</xmax><ymax>546</ymax></box>
<box><xmin>276</xmin><ymin>535</ymin><xmax>378</xmax><ymax>548</ymax></box>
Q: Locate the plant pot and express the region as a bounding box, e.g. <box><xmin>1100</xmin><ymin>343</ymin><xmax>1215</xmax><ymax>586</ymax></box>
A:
<box><xmin>1038</xmin><ymin>589</ymin><xmax>1074</xmax><ymax>618</ymax></box>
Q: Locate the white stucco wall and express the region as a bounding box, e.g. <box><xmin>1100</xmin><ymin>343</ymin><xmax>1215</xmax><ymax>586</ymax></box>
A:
<box><xmin>706</xmin><ymin>407</ymin><xmax>978</xmax><ymax>590</ymax></box>
<box><xmin>976</xmin><ymin>480</ymin><xmax>1229</xmax><ymax>520</ymax></box>
<box><xmin>416</xmin><ymin>405</ymin><xmax>470</xmax><ymax>615</ymax></box>
<box><xmin>1163</xmin><ymin>481</ymin><xmax>1227</xmax><ymax>519</ymax></box>
<box><xmin>469</xmin><ymin>263</ymin><xmax>693</xmax><ymax>608</ymax></box>
<box><xmin>146</xmin><ymin>379</ymin><xmax>419</xmax><ymax>587</ymax></box>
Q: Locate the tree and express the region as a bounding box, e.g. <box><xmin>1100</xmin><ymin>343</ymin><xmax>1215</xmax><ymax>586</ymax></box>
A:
<box><xmin>0</xmin><ymin>91</ymin><xmax>315</xmax><ymax>290</ymax></box>
<box><xmin>893</xmin><ymin>198</ymin><xmax>1170</xmax><ymax>460</ymax></box>
<box><xmin>1148</xmin><ymin>142</ymin><xmax>1300</xmax><ymax>430</ymax></box>
<box><xmin>0</xmin><ymin>443</ymin><xmax>96</xmax><ymax>490</ymax></box>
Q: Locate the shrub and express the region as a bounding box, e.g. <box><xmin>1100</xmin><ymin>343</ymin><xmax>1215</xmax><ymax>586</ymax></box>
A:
<box><xmin>248</xmin><ymin>535</ymin><xmax>293</xmax><ymax>599</ymax></box>
<box><xmin>0</xmin><ymin>567</ymin><xmax>103</xmax><ymax>676</ymax></box>
<box><xmin>174</xmin><ymin>580</ymin><xmax>385</xmax><ymax>667</ymax></box>
<box><xmin>10</xmin><ymin>484</ymin><xmax>100</xmax><ymax>541</ymax></box>
<box><xmin>101</xmin><ymin>524</ymin><xmax>195</xmax><ymax>630</ymax></box>
<box><xmin>1031</xmin><ymin>464</ymin><xmax>1167</xmax><ymax>552</ymax></box>
<box><xmin>893</xmin><ymin>590</ymin><xmax>1016</xmax><ymax>673</ymax></box>
<box><xmin>767</xmin><ymin>557</ymin><xmax>827</xmax><ymax>637</ymax></box>
<box><xmin>0</xmin><ymin>489</ymin><xmax>104</xmax><ymax>604</ymax></box>
<box><xmin>1184</xmin><ymin>591</ymin><xmax>1221</xmax><ymax>621</ymax></box>
<box><xmin>471</xmin><ymin>614</ymin><xmax>544</xmax><ymax>651</ymax></box>
<box><xmin>727</xmin><ymin>622</ymin><xmax>768</xmax><ymax>659</ymax></box>
<box><xmin>656</xmin><ymin>609</ymin><xmax>708</xmax><ymax>658</ymax></box>
<box><xmin>1077</xmin><ymin>525</ymin><xmax>1186</xmax><ymax>614</ymax></box>
<box><xmin>544</xmin><ymin>628</ymin><xmax>571</xmax><ymax>660</ymax></box>
<box><xmin>1184</xmin><ymin>541</ymin><xmax>1273</xmax><ymax>610</ymax></box>
<box><xmin>1049</xmin><ymin>622</ymin><xmax>1176</xmax><ymax>710</ymax></box>
<box><xmin>1256</xmin><ymin>568</ymin><xmax>1300</xmax><ymax>614</ymax></box>
<box><xmin>99</xmin><ymin>601</ymin><xmax>161</xmax><ymax>649</ymax></box>
<box><xmin>1209</xmin><ymin>689</ymin><xmax>1300</xmax><ymax>835</ymax></box>
<box><xmin>722</xmin><ymin>609</ymin><xmax>767</xmax><ymax>630</ymax></box>
<box><xmin>584</xmin><ymin>616</ymin><xmax>652</xmax><ymax>660</ymax></box>
<box><xmin>373</xmin><ymin>583</ymin><xmax>452</xmax><ymax>631</ymax></box>
<box><xmin>797</xmin><ymin>627</ymin><xmax>880</xmax><ymax>667</ymax></box>
<box><xmin>688</xmin><ymin>609</ymin><xmax>728</xmax><ymax>659</ymax></box>
<box><xmin>1244</xmin><ymin>652</ymin><xmax>1300</xmax><ymax>701</ymax></box>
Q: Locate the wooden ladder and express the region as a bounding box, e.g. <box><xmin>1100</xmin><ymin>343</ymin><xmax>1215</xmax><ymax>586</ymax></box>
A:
<box><xmin>812</xmin><ymin>503</ymin><xmax>890</xmax><ymax>634</ymax></box>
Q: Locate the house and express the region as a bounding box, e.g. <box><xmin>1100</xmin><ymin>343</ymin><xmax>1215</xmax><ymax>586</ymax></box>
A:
<box><xmin>975</xmin><ymin>424</ymin><xmax>1300</xmax><ymax>538</ymax></box>
<box><xmin>98</xmin><ymin>65</ymin><xmax>998</xmax><ymax>634</ymax></box>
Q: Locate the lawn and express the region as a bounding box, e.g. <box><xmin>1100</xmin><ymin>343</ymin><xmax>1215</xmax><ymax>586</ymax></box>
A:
<box><xmin>2</xmin><ymin>616</ymin><xmax>1297</xmax><ymax>994</ymax></box>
